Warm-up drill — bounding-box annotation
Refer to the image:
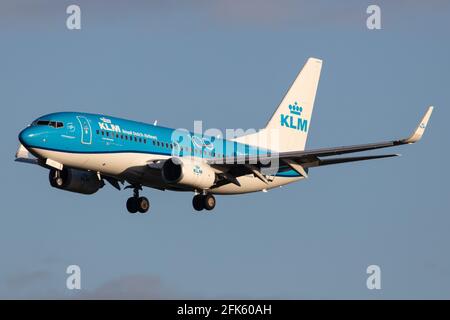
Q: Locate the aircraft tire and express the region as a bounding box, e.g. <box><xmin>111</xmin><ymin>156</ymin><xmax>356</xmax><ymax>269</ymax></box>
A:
<box><xmin>126</xmin><ymin>197</ymin><xmax>138</xmax><ymax>214</ymax></box>
<box><xmin>137</xmin><ymin>197</ymin><xmax>150</xmax><ymax>213</ymax></box>
<box><xmin>192</xmin><ymin>194</ymin><xmax>204</xmax><ymax>211</ymax></box>
<box><xmin>203</xmin><ymin>194</ymin><xmax>216</xmax><ymax>211</ymax></box>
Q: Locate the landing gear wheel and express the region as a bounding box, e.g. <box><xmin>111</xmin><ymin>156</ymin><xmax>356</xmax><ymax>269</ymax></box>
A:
<box><xmin>125</xmin><ymin>185</ymin><xmax>150</xmax><ymax>214</ymax></box>
<box><xmin>137</xmin><ymin>197</ymin><xmax>150</xmax><ymax>213</ymax></box>
<box><xmin>203</xmin><ymin>194</ymin><xmax>216</xmax><ymax>211</ymax></box>
<box><xmin>126</xmin><ymin>197</ymin><xmax>138</xmax><ymax>214</ymax></box>
<box><xmin>192</xmin><ymin>194</ymin><xmax>204</xmax><ymax>211</ymax></box>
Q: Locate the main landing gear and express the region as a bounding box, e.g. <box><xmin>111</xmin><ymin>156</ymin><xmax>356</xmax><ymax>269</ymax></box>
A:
<box><xmin>125</xmin><ymin>185</ymin><xmax>150</xmax><ymax>214</ymax></box>
<box><xmin>192</xmin><ymin>193</ymin><xmax>216</xmax><ymax>211</ymax></box>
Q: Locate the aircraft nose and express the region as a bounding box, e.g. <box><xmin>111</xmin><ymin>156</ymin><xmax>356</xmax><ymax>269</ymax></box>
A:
<box><xmin>19</xmin><ymin>127</ymin><xmax>32</xmax><ymax>146</ymax></box>
<box><xmin>19</xmin><ymin>126</ymin><xmax>43</xmax><ymax>147</ymax></box>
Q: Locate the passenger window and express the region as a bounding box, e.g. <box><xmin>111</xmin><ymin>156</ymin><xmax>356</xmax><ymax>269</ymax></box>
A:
<box><xmin>139</xmin><ymin>138</ymin><xmax>142</xmax><ymax>143</ymax></box>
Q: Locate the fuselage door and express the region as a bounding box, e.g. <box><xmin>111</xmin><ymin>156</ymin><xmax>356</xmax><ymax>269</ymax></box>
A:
<box><xmin>77</xmin><ymin>116</ymin><xmax>92</xmax><ymax>145</ymax></box>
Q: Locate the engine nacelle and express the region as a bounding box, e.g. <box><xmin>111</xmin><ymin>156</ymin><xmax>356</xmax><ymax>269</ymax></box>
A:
<box><xmin>161</xmin><ymin>157</ymin><xmax>216</xmax><ymax>190</ymax></box>
<box><xmin>49</xmin><ymin>168</ymin><xmax>104</xmax><ymax>195</ymax></box>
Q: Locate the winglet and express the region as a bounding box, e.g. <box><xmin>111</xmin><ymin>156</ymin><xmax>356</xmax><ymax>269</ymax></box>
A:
<box><xmin>402</xmin><ymin>106</ymin><xmax>433</xmax><ymax>144</ymax></box>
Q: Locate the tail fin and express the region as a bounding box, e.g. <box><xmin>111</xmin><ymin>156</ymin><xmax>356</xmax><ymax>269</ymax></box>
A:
<box><xmin>234</xmin><ymin>57</ymin><xmax>322</xmax><ymax>152</ymax></box>
<box><xmin>265</xmin><ymin>57</ymin><xmax>322</xmax><ymax>151</ymax></box>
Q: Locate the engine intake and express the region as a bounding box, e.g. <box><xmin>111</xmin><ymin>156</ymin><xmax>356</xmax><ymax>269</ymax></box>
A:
<box><xmin>49</xmin><ymin>168</ymin><xmax>104</xmax><ymax>195</ymax></box>
<box><xmin>161</xmin><ymin>157</ymin><xmax>216</xmax><ymax>190</ymax></box>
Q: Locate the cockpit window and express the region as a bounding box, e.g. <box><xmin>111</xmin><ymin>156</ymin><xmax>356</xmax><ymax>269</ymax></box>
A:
<box><xmin>36</xmin><ymin>120</ymin><xmax>64</xmax><ymax>128</ymax></box>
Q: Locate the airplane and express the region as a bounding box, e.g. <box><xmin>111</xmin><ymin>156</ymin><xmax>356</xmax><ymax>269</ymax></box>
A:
<box><xmin>16</xmin><ymin>57</ymin><xmax>433</xmax><ymax>214</ymax></box>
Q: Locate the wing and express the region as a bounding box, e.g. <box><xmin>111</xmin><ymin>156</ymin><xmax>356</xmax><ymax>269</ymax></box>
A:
<box><xmin>208</xmin><ymin>107</ymin><xmax>433</xmax><ymax>183</ymax></box>
<box><xmin>15</xmin><ymin>143</ymin><xmax>39</xmax><ymax>165</ymax></box>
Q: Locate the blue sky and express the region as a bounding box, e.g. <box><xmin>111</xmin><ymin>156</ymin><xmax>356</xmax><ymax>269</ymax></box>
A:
<box><xmin>0</xmin><ymin>0</ymin><xmax>449</xmax><ymax>299</ymax></box>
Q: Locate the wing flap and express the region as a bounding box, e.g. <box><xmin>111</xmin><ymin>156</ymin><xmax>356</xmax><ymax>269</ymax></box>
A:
<box><xmin>305</xmin><ymin>154</ymin><xmax>400</xmax><ymax>168</ymax></box>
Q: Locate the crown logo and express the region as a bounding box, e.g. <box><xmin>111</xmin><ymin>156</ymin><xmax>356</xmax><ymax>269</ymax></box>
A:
<box><xmin>289</xmin><ymin>101</ymin><xmax>303</xmax><ymax>116</ymax></box>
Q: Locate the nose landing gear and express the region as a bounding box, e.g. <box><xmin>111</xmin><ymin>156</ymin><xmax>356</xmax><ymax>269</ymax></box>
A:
<box><xmin>192</xmin><ymin>193</ymin><xmax>216</xmax><ymax>211</ymax></box>
<box><xmin>125</xmin><ymin>185</ymin><xmax>150</xmax><ymax>214</ymax></box>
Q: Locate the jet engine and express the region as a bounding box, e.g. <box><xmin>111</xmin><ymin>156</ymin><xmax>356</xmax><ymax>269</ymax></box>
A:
<box><xmin>49</xmin><ymin>168</ymin><xmax>104</xmax><ymax>195</ymax></box>
<box><xmin>161</xmin><ymin>157</ymin><xmax>216</xmax><ymax>190</ymax></box>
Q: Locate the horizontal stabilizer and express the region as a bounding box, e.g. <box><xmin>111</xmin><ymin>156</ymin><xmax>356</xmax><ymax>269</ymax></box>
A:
<box><xmin>283</xmin><ymin>158</ymin><xmax>309</xmax><ymax>178</ymax></box>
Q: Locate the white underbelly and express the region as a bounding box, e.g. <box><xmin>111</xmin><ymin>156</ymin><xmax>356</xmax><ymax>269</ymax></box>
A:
<box><xmin>31</xmin><ymin>148</ymin><xmax>167</xmax><ymax>175</ymax></box>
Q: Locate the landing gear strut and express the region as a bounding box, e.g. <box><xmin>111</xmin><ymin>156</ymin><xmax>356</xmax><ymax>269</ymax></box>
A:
<box><xmin>126</xmin><ymin>185</ymin><xmax>150</xmax><ymax>214</ymax></box>
<box><xmin>192</xmin><ymin>193</ymin><xmax>216</xmax><ymax>211</ymax></box>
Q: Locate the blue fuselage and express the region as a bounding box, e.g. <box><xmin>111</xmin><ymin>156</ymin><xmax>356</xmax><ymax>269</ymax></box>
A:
<box><xmin>18</xmin><ymin>112</ymin><xmax>300</xmax><ymax>191</ymax></box>
<box><xmin>19</xmin><ymin>112</ymin><xmax>267</xmax><ymax>159</ymax></box>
